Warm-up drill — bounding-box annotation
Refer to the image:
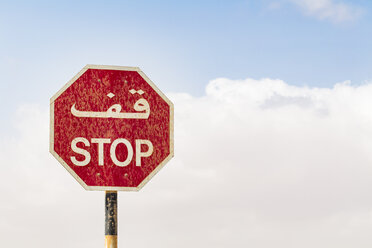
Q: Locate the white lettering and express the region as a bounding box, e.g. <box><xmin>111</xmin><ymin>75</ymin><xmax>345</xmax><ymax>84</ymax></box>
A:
<box><xmin>70</xmin><ymin>137</ymin><xmax>153</xmax><ymax>167</ymax></box>
<box><xmin>91</xmin><ymin>138</ymin><xmax>111</xmax><ymax>166</ymax></box>
<box><xmin>71</xmin><ymin>137</ymin><xmax>91</xmax><ymax>166</ymax></box>
<box><xmin>135</xmin><ymin>140</ymin><xmax>153</xmax><ymax>167</ymax></box>
<box><xmin>110</xmin><ymin>138</ymin><xmax>133</xmax><ymax>167</ymax></box>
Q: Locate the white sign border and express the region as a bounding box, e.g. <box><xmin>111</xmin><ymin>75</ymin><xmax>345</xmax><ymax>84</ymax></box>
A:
<box><xmin>50</xmin><ymin>64</ymin><xmax>174</xmax><ymax>191</ymax></box>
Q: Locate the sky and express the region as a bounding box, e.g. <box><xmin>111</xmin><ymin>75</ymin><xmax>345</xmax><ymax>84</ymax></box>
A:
<box><xmin>1</xmin><ymin>0</ymin><xmax>372</xmax><ymax>247</ymax></box>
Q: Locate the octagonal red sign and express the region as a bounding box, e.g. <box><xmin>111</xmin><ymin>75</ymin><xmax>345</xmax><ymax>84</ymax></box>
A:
<box><xmin>50</xmin><ymin>65</ymin><xmax>174</xmax><ymax>191</ymax></box>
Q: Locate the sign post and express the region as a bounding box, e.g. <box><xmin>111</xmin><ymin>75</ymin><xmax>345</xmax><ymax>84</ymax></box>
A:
<box><xmin>50</xmin><ymin>65</ymin><xmax>174</xmax><ymax>247</ymax></box>
<box><xmin>105</xmin><ymin>191</ymin><xmax>118</xmax><ymax>248</ymax></box>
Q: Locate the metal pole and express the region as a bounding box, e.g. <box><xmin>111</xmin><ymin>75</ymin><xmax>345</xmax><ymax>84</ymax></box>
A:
<box><xmin>105</xmin><ymin>191</ymin><xmax>118</xmax><ymax>248</ymax></box>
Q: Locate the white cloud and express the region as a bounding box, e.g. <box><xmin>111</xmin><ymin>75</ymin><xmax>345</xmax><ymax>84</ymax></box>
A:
<box><xmin>289</xmin><ymin>0</ymin><xmax>363</xmax><ymax>22</ymax></box>
<box><xmin>2</xmin><ymin>78</ymin><xmax>372</xmax><ymax>247</ymax></box>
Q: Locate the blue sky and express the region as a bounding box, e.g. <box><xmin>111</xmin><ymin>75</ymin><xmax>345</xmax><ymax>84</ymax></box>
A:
<box><xmin>1</xmin><ymin>0</ymin><xmax>372</xmax><ymax>101</ymax></box>
<box><xmin>0</xmin><ymin>0</ymin><xmax>371</xmax><ymax>131</ymax></box>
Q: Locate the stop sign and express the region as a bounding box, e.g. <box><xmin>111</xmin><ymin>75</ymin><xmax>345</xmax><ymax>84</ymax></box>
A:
<box><xmin>50</xmin><ymin>65</ymin><xmax>174</xmax><ymax>191</ymax></box>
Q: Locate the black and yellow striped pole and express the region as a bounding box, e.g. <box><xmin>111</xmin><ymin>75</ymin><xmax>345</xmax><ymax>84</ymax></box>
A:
<box><xmin>105</xmin><ymin>191</ymin><xmax>118</xmax><ymax>248</ymax></box>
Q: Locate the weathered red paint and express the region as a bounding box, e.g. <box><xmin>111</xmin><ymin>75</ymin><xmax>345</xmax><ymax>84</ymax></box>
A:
<box><xmin>50</xmin><ymin>65</ymin><xmax>173</xmax><ymax>190</ymax></box>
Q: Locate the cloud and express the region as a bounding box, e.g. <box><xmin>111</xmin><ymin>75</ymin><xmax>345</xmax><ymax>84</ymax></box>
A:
<box><xmin>289</xmin><ymin>0</ymin><xmax>363</xmax><ymax>22</ymax></box>
<box><xmin>2</xmin><ymin>78</ymin><xmax>372</xmax><ymax>247</ymax></box>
